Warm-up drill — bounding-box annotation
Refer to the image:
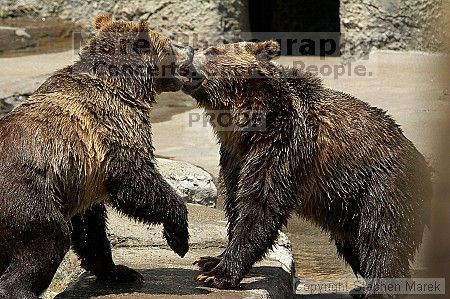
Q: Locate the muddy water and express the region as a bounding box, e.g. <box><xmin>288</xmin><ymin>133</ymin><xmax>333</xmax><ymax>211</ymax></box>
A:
<box><xmin>0</xmin><ymin>17</ymin><xmax>80</xmax><ymax>58</ymax></box>
<box><xmin>285</xmin><ymin>217</ymin><xmax>356</xmax><ymax>282</ymax></box>
<box><xmin>0</xmin><ymin>92</ymin><xmax>197</xmax><ymax>125</ymax></box>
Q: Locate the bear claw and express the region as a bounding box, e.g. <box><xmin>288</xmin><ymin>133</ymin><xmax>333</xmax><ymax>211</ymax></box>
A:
<box><xmin>193</xmin><ymin>256</ymin><xmax>222</xmax><ymax>272</ymax></box>
<box><xmin>196</xmin><ymin>272</ymin><xmax>237</xmax><ymax>289</ymax></box>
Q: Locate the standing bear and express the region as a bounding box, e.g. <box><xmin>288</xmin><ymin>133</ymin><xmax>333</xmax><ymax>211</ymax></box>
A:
<box><xmin>0</xmin><ymin>15</ymin><xmax>192</xmax><ymax>299</ymax></box>
<box><xmin>182</xmin><ymin>41</ymin><xmax>431</xmax><ymax>298</ymax></box>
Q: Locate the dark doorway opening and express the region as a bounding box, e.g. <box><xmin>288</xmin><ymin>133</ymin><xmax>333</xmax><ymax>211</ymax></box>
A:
<box><xmin>248</xmin><ymin>0</ymin><xmax>340</xmax><ymax>56</ymax></box>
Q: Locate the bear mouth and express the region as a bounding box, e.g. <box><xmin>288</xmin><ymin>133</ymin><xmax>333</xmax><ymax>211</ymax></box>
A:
<box><xmin>181</xmin><ymin>73</ymin><xmax>205</xmax><ymax>94</ymax></box>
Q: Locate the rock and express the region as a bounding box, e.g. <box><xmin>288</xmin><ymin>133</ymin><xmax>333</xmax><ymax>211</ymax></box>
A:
<box><xmin>0</xmin><ymin>0</ymin><xmax>248</xmax><ymax>50</ymax></box>
<box><xmin>51</xmin><ymin>204</ymin><xmax>295</xmax><ymax>299</ymax></box>
<box><xmin>43</xmin><ymin>251</ymin><xmax>83</xmax><ymax>299</ymax></box>
<box><xmin>340</xmin><ymin>0</ymin><xmax>447</xmax><ymax>60</ymax></box>
<box><xmin>0</xmin><ymin>17</ymin><xmax>82</xmax><ymax>55</ymax></box>
<box><xmin>0</xmin><ymin>0</ymin><xmax>445</xmax><ymax>59</ymax></box>
<box><xmin>139</xmin><ymin>12</ymin><xmax>150</xmax><ymax>21</ymax></box>
<box><xmin>156</xmin><ymin>158</ymin><xmax>217</xmax><ymax>208</ymax></box>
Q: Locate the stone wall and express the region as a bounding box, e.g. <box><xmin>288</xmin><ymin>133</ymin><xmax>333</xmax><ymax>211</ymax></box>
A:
<box><xmin>0</xmin><ymin>0</ymin><xmax>249</xmax><ymax>49</ymax></box>
<box><xmin>340</xmin><ymin>0</ymin><xmax>446</xmax><ymax>59</ymax></box>
<box><xmin>0</xmin><ymin>0</ymin><xmax>446</xmax><ymax>58</ymax></box>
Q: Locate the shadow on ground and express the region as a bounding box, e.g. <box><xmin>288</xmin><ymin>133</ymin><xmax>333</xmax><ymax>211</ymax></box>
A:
<box><xmin>55</xmin><ymin>266</ymin><xmax>292</xmax><ymax>298</ymax></box>
<box><xmin>241</xmin><ymin>266</ymin><xmax>293</xmax><ymax>295</ymax></box>
<box><xmin>55</xmin><ymin>268</ymin><xmax>211</xmax><ymax>298</ymax></box>
<box><xmin>296</xmin><ymin>295</ymin><xmax>352</xmax><ymax>299</ymax></box>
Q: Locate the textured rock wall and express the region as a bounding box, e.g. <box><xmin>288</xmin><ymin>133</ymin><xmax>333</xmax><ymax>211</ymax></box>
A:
<box><xmin>0</xmin><ymin>0</ymin><xmax>445</xmax><ymax>57</ymax></box>
<box><xmin>340</xmin><ymin>0</ymin><xmax>446</xmax><ymax>59</ymax></box>
<box><xmin>0</xmin><ymin>0</ymin><xmax>249</xmax><ymax>49</ymax></box>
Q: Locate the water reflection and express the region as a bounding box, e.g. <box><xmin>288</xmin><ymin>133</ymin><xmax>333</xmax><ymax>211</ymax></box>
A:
<box><xmin>285</xmin><ymin>217</ymin><xmax>357</xmax><ymax>281</ymax></box>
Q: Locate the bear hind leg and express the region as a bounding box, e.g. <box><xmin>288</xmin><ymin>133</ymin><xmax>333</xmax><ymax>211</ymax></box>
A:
<box><xmin>356</xmin><ymin>224</ymin><xmax>412</xmax><ymax>298</ymax></box>
<box><xmin>334</xmin><ymin>238</ymin><xmax>361</xmax><ymax>277</ymax></box>
<box><xmin>70</xmin><ymin>204</ymin><xmax>143</xmax><ymax>283</ymax></box>
<box><xmin>0</xmin><ymin>219</ymin><xmax>70</xmax><ymax>299</ymax></box>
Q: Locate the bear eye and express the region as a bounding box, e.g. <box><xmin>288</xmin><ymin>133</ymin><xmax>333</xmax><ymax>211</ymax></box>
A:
<box><xmin>133</xmin><ymin>38</ymin><xmax>152</xmax><ymax>54</ymax></box>
<box><xmin>205</xmin><ymin>47</ymin><xmax>219</xmax><ymax>58</ymax></box>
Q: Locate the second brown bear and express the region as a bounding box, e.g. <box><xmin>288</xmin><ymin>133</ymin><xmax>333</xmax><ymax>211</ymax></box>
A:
<box><xmin>183</xmin><ymin>41</ymin><xmax>431</xmax><ymax>298</ymax></box>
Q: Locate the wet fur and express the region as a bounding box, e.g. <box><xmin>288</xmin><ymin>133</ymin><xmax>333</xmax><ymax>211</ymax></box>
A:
<box><xmin>188</xmin><ymin>41</ymin><xmax>431</xmax><ymax>298</ymax></box>
<box><xmin>0</xmin><ymin>16</ymin><xmax>189</xmax><ymax>299</ymax></box>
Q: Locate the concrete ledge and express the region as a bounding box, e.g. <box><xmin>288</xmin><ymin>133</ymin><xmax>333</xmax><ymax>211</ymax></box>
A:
<box><xmin>55</xmin><ymin>254</ymin><xmax>293</xmax><ymax>299</ymax></box>
<box><xmin>51</xmin><ymin>204</ymin><xmax>295</xmax><ymax>299</ymax></box>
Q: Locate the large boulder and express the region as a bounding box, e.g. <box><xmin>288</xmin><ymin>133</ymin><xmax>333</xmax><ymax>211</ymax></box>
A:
<box><xmin>157</xmin><ymin>158</ymin><xmax>217</xmax><ymax>208</ymax></box>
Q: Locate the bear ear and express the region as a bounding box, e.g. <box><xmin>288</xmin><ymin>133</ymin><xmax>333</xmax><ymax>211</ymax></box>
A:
<box><xmin>136</xmin><ymin>19</ymin><xmax>149</xmax><ymax>32</ymax></box>
<box><xmin>94</xmin><ymin>14</ymin><xmax>113</xmax><ymax>31</ymax></box>
<box><xmin>254</xmin><ymin>40</ymin><xmax>281</xmax><ymax>60</ymax></box>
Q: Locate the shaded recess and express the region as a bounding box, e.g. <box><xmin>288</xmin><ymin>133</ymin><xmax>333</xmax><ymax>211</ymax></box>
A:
<box><xmin>248</xmin><ymin>0</ymin><xmax>340</xmax><ymax>56</ymax></box>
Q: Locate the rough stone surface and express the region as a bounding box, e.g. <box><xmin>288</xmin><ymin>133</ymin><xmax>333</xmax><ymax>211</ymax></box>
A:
<box><xmin>156</xmin><ymin>158</ymin><xmax>217</xmax><ymax>208</ymax></box>
<box><xmin>47</xmin><ymin>204</ymin><xmax>295</xmax><ymax>299</ymax></box>
<box><xmin>0</xmin><ymin>0</ymin><xmax>446</xmax><ymax>59</ymax></box>
<box><xmin>0</xmin><ymin>17</ymin><xmax>81</xmax><ymax>56</ymax></box>
<box><xmin>340</xmin><ymin>0</ymin><xmax>448</xmax><ymax>60</ymax></box>
<box><xmin>0</xmin><ymin>0</ymin><xmax>249</xmax><ymax>49</ymax></box>
<box><xmin>44</xmin><ymin>251</ymin><xmax>84</xmax><ymax>299</ymax></box>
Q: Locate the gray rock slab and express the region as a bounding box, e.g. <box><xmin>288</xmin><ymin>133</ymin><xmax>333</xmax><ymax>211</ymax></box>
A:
<box><xmin>50</xmin><ymin>204</ymin><xmax>295</xmax><ymax>299</ymax></box>
<box><xmin>340</xmin><ymin>0</ymin><xmax>446</xmax><ymax>59</ymax></box>
<box><xmin>156</xmin><ymin>158</ymin><xmax>217</xmax><ymax>208</ymax></box>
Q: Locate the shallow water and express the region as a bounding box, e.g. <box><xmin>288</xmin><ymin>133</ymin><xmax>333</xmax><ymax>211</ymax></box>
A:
<box><xmin>0</xmin><ymin>17</ymin><xmax>80</xmax><ymax>58</ymax></box>
<box><xmin>285</xmin><ymin>217</ymin><xmax>356</xmax><ymax>282</ymax></box>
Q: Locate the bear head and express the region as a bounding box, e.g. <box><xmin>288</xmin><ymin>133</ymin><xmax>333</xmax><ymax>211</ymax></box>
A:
<box><xmin>75</xmin><ymin>15</ymin><xmax>193</xmax><ymax>102</ymax></box>
<box><xmin>182</xmin><ymin>41</ymin><xmax>281</xmax><ymax>110</ymax></box>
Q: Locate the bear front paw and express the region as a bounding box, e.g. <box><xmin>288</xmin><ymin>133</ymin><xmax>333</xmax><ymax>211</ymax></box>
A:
<box><xmin>96</xmin><ymin>265</ymin><xmax>144</xmax><ymax>283</ymax></box>
<box><xmin>196</xmin><ymin>273</ymin><xmax>237</xmax><ymax>289</ymax></box>
<box><xmin>196</xmin><ymin>265</ymin><xmax>239</xmax><ymax>289</ymax></box>
<box><xmin>193</xmin><ymin>256</ymin><xmax>222</xmax><ymax>272</ymax></box>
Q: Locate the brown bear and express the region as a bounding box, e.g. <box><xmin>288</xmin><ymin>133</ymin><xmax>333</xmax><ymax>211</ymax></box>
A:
<box><xmin>0</xmin><ymin>15</ymin><xmax>193</xmax><ymax>299</ymax></box>
<box><xmin>182</xmin><ymin>41</ymin><xmax>431</xmax><ymax>298</ymax></box>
